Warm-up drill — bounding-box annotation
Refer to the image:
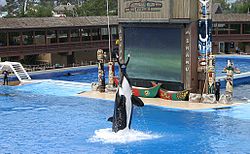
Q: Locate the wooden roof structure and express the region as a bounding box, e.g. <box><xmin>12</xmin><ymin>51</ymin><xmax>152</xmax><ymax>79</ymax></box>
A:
<box><xmin>0</xmin><ymin>16</ymin><xmax>118</xmax><ymax>30</ymax></box>
<box><xmin>213</xmin><ymin>13</ymin><xmax>250</xmax><ymax>22</ymax></box>
<box><xmin>1</xmin><ymin>13</ymin><xmax>250</xmax><ymax>30</ymax></box>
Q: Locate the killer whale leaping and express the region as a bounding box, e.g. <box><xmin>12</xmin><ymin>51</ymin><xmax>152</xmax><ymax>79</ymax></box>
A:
<box><xmin>108</xmin><ymin>54</ymin><xmax>144</xmax><ymax>133</ymax></box>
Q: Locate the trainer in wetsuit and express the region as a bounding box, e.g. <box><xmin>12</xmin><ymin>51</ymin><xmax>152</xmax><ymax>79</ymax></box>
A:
<box><xmin>2</xmin><ymin>70</ymin><xmax>9</xmax><ymax>85</ymax></box>
<box><xmin>215</xmin><ymin>79</ymin><xmax>221</xmax><ymax>101</ymax></box>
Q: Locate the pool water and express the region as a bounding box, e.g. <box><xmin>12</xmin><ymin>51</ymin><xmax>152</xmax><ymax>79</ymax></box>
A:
<box><xmin>1</xmin><ymin>82</ymin><xmax>250</xmax><ymax>153</ymax></box>
<box><xmin>214</xmin><ymin>56</ymin><xmax>250</xmax><ymax>101</ymax></box>
<box><xmin>1</xmin><ymin>57</ymin><xmax>250</xmax><ymax>153</ymax></box>
<box><xmin>16</xmin><ymin>80</ymin><xmax>91</xmax><ymax>96</ymax></box>
<box><xmin>216</xmin><ymin>56</ymin><xmax>250</xmax><ymax>77</ymax></box>
<box><xmin>50</xmin><ymin>66</ymin><xmax>119</xmax><ymax>84</ymax></box>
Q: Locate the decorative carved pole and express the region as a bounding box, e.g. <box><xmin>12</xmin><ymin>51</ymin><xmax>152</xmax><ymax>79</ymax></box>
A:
<box><xmin>108</xmin><ymin>61</ymin><xmax>114</xmax><ymax>86</ymax></box>
<box><xmin>223</xmin><ymin>60</ymin><xmax>240</xmax><ymax>99</ymax></box>
<box><xmin>218</xmin><ymin>60</ymin><xmax>241</xmax><ymax>103</ymax></box>
<box><xmin>198</xmin><ymin>0</ymin><xmax>213</xmax><ymax>94</ymax></box>
<box><xmin>97</xmin><ymin>49</ymin><xmax>105</xmax><ymax>92</ymax></box>
<box><xmin>207</xmin><ymin>55</ymin><xmax>215</xmax><ymax>94</ymax></box>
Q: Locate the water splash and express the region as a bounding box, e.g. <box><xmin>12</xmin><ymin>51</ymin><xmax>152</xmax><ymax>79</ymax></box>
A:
<box><xmin>88</xmin><ymin>128</ymin><xmax>161</xmax><ymax>144</ymax></box>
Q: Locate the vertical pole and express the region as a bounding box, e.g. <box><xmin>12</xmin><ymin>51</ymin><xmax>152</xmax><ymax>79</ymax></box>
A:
<box><xmin>107</xmin><ymin>0</ymin><xmax>114</xmax><ymax>87</ymax></box>
<box><xmin>107</xmin><ymin>0</ymin><xmax>111</xmax><ymax>60</ymax></box>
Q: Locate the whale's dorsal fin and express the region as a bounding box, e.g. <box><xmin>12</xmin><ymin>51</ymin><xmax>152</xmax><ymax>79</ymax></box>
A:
<box><xmin>108</xmin><ymin>117</ymin><xmax>113</xmax><ymax>122</ymax></box>
<box><xmin>131</xmin><ymin>95</ymin><xmax>144</xmax><ymax>107</ymax></box>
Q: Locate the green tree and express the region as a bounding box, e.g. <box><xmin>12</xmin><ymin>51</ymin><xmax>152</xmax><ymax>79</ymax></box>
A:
<box><xmin>76</xmin><ymin>0</ymin><xmax>117</xmax><ymax>16</ymax></box>
<box><xmin>213</xmin><ymin>0</ymin><xmax>231</xmax><ymax>11</ymax></box>
<box><xmin>5</xmin><ymin>0</ymin><xmax>18</xmax><ymax>17</ymax></box>
<box><xmin>231</xmin><ymin>0</ymin><xmax>250</xmax><ymax>13</ymax></box>
<box><xmin>25</xmin><ymin>5</ymin><xmax>53</xmax><ymax>17</ymax></box>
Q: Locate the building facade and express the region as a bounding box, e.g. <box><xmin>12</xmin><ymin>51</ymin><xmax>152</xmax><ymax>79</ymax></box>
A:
<box><xmin>1</xmin><ymin>3</ymin><xmax>249</xmax><ymax>91</ymax></box>
<box><xmin>0</xmin><ymin>16</ymin><xmax>118</xmax><ymax>66</ymax></box>
<box><xmin>212</xmin><ymin>13</ymin><xmax>250</xmax><ymax>54</ymax></box>
<box><xmin>118</xmin><ymin>0</ymin><xmax>199</xmax><ymax>92</ymax></box>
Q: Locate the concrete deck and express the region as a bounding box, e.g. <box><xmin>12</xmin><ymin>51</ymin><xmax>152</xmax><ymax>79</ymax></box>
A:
<box><xmin>79</xmin><ymin>91</ymin><xmax>240</xmax><ymax>110</ymax></box>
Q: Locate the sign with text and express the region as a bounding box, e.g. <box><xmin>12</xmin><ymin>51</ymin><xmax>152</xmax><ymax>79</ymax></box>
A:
<box><xmin>119</xmin><ymin>0</ymin><xmax>170</xmax><ymax>20</ymax></box>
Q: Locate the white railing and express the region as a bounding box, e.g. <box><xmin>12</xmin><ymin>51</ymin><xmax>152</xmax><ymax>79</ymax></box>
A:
<box><xmin>0</xmin><ymin>61</ymin><xmax>31</xmax><ymax>82</ymax></box>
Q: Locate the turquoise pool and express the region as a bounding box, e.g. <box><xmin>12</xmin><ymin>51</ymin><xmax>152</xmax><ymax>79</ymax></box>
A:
<box><xmin>0</xmin><ymin>81</ymin><xmax>250</xmax><ymax>153</ymax></box>
<box><xmin>216</xmin><ymin>55</ymin><xmax>250</xmax><ymax>78</ymax></box>
<box><xmin>1</xmin><ymin>64</ymin><xmax>250</xmax><ymax>153</ymax></box>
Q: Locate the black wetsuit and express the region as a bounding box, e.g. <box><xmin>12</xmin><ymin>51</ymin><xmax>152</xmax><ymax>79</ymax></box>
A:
<box><xmin>215</xmin><ymin>81</ymin><xmax>221</xmax><ymax>101</ymax></box>
<box><xmin>3</xmin><ymin>71</ymin><xmax>9</xmax><ymax>85</ymax></box>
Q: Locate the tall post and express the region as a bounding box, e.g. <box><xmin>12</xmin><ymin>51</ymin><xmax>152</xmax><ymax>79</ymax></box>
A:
<box><xmin>197</xmin><ymin>0</ymin><xmax>213</xmax><ymax>94</ymax></box>
<box><xmin>107</xmin><ymin>0</ymin><xmax>115</xmax><ymax>87</ymax></box>
<box><xmin>97</xmin><ymin>49</ymin><xmax>105</xmax><ymax>92</ymax></box>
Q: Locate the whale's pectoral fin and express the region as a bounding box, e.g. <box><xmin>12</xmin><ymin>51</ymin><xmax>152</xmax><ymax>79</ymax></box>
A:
<box><xmin>108</xmin><ymin>117</ymin><xmax>113</xmax><ymax>122</ymax></box>
<box><xmin>131</xmin><ymin>95</ymin><xmax>144</xmax><ymax>107</ymax></box>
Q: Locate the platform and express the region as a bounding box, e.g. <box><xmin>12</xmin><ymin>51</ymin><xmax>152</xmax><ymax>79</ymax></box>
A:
<box><xmin>78</xmin><ymin>91</ymin><xmax>241</xmax><ymax>110</ymax></box>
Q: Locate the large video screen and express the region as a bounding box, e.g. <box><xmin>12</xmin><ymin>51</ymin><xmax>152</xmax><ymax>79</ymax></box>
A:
<box><xmin>124</xmin><ymin>27</ymin><xmax>182</xmax><ymax>82</ymax></box>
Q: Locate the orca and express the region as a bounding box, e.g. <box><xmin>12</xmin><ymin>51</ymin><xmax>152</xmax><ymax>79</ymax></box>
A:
<box><xmin>108</xmin><ymin>54</ymin><xmax>144</xmax><ymax>133</ymax></box>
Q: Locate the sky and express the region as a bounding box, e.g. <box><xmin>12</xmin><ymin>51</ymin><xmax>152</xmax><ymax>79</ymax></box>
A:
<box><xmin>0</xmin><ymin>0</ymin><xmax>6</xmax><ymax>6</ymax></box>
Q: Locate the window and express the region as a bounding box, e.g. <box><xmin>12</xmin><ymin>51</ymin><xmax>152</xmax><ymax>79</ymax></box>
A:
<box><xmin>22</xmin><ymin>31</ymin><xmax>34</xmax><ymax>45</ymax></box>
<box><xmin>219</xmin><ymin>42</ymin><xmax>224</xmax><ymax>53</ymax></box>
<box><xmin>0</xmin><ymin>32</ymin><xmax>7</xmax><ymax>46</ymax></box>
<box><xmin>91</xmin><ymin>28</ymin><xmax>101</xmax><ymax>40</ymax></box>
<box><xmin>47</xmin><ymin>30</ymin><xmax>57</xmax><ymax>44</ymax></box>
<box><xmin>230</xmin><ymin>24</ymin><xmax>240</xmax><ymax>34</ymax></box>
<box><xmin>9</xmin><ymin>32</ymin><xmax>21</xmax><ymax>46</ymax></box>
<box><xmin>81</xmin><ymin>29</ymin><xmax>90</xmax><ymax>41</ymax></box>
<box><xmin>35</xmin><ymin>31</ymin><xmax>46</xmax><ymax>45</ymax></box>
<box><xmin>243</xmin><ymin>24</ymin><xmax>250</xmax><ymax>34</ymax></box>
<box><xmin>218</xmin><ymin>23</ymin><xmax>229</xmax><ymax>35</ymax></box>
<box><xmin>58</xmin><ymin>30</ymin><xmax>69</xmax><ymax>43</ymax></box>
<box><xmin>101</xmin><ymin>28</ymin><xmax>109</xmax><ymax>40</ymax></box>
<box><xmin>70</xmin><ymin>29</ymin><xmax>80</xmax><ymax>42</ymax></box>
<box><xmin>111</xmin><ymin>27</ymin><xmax>118</xmax><ymax>39</ymax></box>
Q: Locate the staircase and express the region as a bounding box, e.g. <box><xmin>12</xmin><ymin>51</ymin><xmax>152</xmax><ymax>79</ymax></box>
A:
<box><xmin>0</xmin><ymin>62</ymin><xmax>31</xmax><ymax>82</ymax></box>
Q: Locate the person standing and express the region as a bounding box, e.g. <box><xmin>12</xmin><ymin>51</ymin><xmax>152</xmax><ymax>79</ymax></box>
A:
<box><xmin>215</xmin><ymin>79</ymin><xmax>221</xmax><ymax>101</ymax></box>
<box><xmin>2</xmin><ymin>70</ymin><xmax>9</xmax><ymax>85</ymax></box>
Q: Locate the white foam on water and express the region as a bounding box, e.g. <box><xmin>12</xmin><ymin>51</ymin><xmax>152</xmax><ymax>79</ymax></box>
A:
<box><xmin>13</xmin><ymin>107</ymin><xmax>34</xmax><ymax>110</ymax></box>
<box><xmin>88</xmin><ymin>128</ymin><xmax>161</xmax><ymax>144</ymax></box>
